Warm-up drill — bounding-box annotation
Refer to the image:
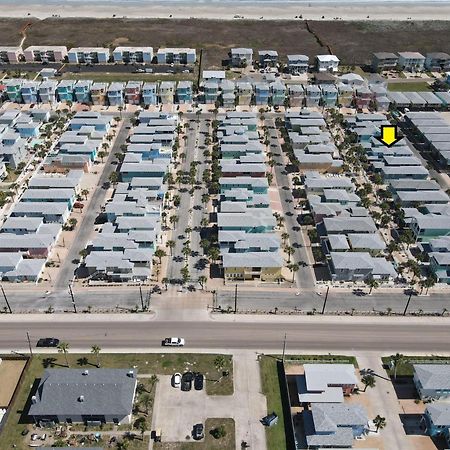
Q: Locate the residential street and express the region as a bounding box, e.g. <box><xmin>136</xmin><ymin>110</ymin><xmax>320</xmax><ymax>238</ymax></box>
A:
<box><xmin>265</xmin><ymin>117</ymin><xmax>316</xmax><ymax>289</ymax></box>
<box><xmin>53</xmin><ymin>118</ymin><xmax>131</xmax><ymax>290</ymax></box>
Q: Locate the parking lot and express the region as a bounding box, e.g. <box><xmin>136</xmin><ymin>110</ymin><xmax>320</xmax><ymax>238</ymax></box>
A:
<box><xmin>152</xmin><ymin>352</ymin><xmax>267</xmax><ymax>448</ymax></box>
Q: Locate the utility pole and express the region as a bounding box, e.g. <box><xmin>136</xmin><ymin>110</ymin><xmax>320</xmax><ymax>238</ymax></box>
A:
<box><xmin>282</xmin><ymin>333</ymin><xmax>287</xmax><ymax>363</ymax></box>
<box><xmin>403</xmin><ymin>289</ymin><xmax>414</xmax><ymax>316</ymax></box>
<box><xmin>321</xmin><ymin>285</ymin><xmax>330</xmax><ymax>315</ymax></box>
<box><xmin>139</xmin><ymin>285</ymin><xmax>144</xmax><ymax>311</ymax></box>
<box><xmin>26</xmin><ymin>332</ymin><xmax>33</xmax><ymax>356</ymax></box>
<box><xmin>68</xmin><ymin>284</ymin><xmax>77</xmax><ymax>313</ymax></box>
<box><xmin>234</xmin><ymin>283</ymin><xmax>238</xmax><ymax>314</ymax></box>
<box><xmin>1</xmin><ymin>285</ymin><xmax>12</xmax><ymax>314</ymax></box>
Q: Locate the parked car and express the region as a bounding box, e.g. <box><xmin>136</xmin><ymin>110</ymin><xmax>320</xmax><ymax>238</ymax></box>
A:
<box><xmin>162</xmin><ymin>337</ymin><xmax>185</xmax><ymax>347</ymax></box>
<box><xmin>181</xmin><ymin>372</ymin><xmax>194</xmax><ymax>391</ymax></box>
<box><xmin>172</xmin><ymin>372</ymin><xmax>182</xmax><ymax>388</ymax></box>
<box><xmin>192</xmin><ymin>423</ymin><xmax>204</xmax><ymax>440</ymax></box>
<box><xmin>194</xmin><ymin>373</ymin><xmax>204</xmax><ymax>391</ymax></box>
<box><xmin>262</xmin><ymin>412</ymin><xmax>278</xmax><ymax>427</ymax></box>
<box><xmin>36</xmin><ymin>337</ymin><xmax>60</xmax><ymax>347</ymax></box>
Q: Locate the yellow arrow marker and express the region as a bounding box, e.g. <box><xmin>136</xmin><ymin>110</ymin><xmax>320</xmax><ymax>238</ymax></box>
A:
<box><xmin>377</xmin><ymin>125</ymin><xmax>402</xmax><ymax>147</ymax></box>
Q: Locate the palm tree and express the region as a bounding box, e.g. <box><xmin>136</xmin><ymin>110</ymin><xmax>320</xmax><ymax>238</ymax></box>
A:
<box><xmin>361</xmin><ymin>374</ymin><xmax>376</xmax><ymax>392</ymax></box>
<box><xmin>91</xmin><ymin>344</ymin><xmax>101</xmax><ymax>367</ymax></box>
<box><xmin>169</xmin><ymin>215</ymin><xmax>179</xmax><ymax>229</ymax></box>
<box><xmin>391</xmin><ymin>353</ymin><xmax>405</xmax><ymax>380</ymax></box>
<box><xmin>281</xmin><ymin>232</ymin><xmax>290</xmax><ymax>246</ymax></box>
<box><xmin>373</xmin><ymin>415</ymin><xmax>386</xmax><ymax>432</ymax></box>
<box><xmin>285</xmin><ymin>246</ymin><xmax>295</xmax><ymax>263</ymax></box>
<box><xmin>287</xmin><ymin>263</ymin><xmax>299</xmax><ymax>283</ymax></box>
<box><xmin>97</xmin><ymin>150</ymin><xmax>106</xmax><ymax>163</ymax></box>
<box><xmin>419</xmin><ymin>276</ymin><xmax>435</xmax><ymax>295</ymax></box>
<box><xmin>57</xmin><ymin>341</ymin><xmax>70</xmax><ymax>367</ymax></box>
<box><xmin>198</xmin><ymin>275</ymin><xmax>208</xmax><ymax>290</ymax></box>
<box><xmin>81</xmin><ymin>189</ymin><xmax>89</xmax><ymax>200</ymax></box>
<box><xmin>182</xmin><ymin>246</ymin><xmax>191</xmax><ymax>261</ymax></box>
<box><xmin>365</xmin><ymin>279</ymin><xmax>379</xmax><ymax>295</ymax></box>
<box><xmin>208</xmin><ymin>247</ymin><xmax>220</xmax><ymax>265</ymax></box>
<box><xmin>166</xmin><ymin>240</ymin><xmax>176</xmax><ymax>256</ymax></box>
<box><xmin>109</xmin><ymin>172</ymin><xmax>120</xmax><ymax>185</ymax></box>
<box><xmin>154</xmin><ymin>248</ymin><xmax>166</xmax><ymax>265</ymax></box>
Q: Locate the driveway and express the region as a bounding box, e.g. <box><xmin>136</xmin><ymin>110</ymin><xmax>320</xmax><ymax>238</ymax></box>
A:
<box><xmin>152</xmin><ymin>351</ymin><xmax>267</xmax><ymax>449</ymax></box>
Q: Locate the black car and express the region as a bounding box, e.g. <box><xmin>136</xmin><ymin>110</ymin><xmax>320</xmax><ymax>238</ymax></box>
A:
<box><xmin>181</xmin><ymin>372</ymin><xmax>193</xmax><ymax>391</ymax></box>
<box><xmin>192</xmin><ymin>423</ymin><xmax>204</xmax><ymax>440</ymax></box>
<box><xmin>194</xmin><ymin>373</ymin><xmax>204</xmax><ymax>391</ymax></box>
<box><xmin>36</xmin><ymin>338</ymin><xmax>60</xmax><ymax>348</ymax></box>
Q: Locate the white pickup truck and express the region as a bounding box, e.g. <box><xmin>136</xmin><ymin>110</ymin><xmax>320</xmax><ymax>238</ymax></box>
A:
<box><xmin>162</xmin><ymin>337</ymin><xmax>185</xmax><ymax>347</ymax></box>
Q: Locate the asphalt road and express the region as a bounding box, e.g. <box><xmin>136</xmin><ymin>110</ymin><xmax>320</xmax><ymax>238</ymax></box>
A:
<box><xmin>1</xmin><ymin>316</ymin><xmax>449</xmax><ymax>353</ymax></box>
<box><xmin>53</xmin><ymin>118</ymin><xmax>130</xmax><ymax>290</ymax></box>
<box><xmin>266</xmin><ymin>117</ymin><xmax>315</xmax><ymax>289</ymax></box>
<box><xmin>4</xmin><ymin>62</ymin><xmax>193</xmax><ymax>75</ymax></box>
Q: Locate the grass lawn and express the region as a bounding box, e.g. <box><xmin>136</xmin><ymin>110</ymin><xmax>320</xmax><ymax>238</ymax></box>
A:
<box><xmin>154</xmin><ymin>418</ymin><xmax>235</xmax><ymax>450</ymax></box>
<box><xmin>381</xmin><ymin>355</ymin><xmax>450</xmax><ymax>377</ymax></box>
<box><xmin>284</xmin><ymin>354</ymin><xmax>358</xmax><ymax>367</ymax></box>
<box><xmin>387</xmin><ymin>82</ymin><xmax>431</xmax><ymax>92</ymax></box>
<box><xmin>0</xmin><ymin>353</ymin><xmax>233</xmax><ymax>450</ymax></box>
<box><xmin>61</xmin><ymin>72</ymin><xmax>196</xmax><ymax>83</ymax></box>
<box><xmin>259</xmin><ymin>356</ymin><xmax>286</xmax><ymax>450</ymax></box>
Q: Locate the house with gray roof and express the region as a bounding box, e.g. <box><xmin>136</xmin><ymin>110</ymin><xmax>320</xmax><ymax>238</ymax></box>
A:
<box><xmin>28</xmin><ymin>368</ymin><xmax>137</xmax><ymax>425</ymax></box>
<box><xmin>328</xmin><ymin>251</ymin><xmax>397</xmax><ymax>281</ymax></box>
<box><xmin>296</xmin><ymin>364</ymin><xmax>358</xmax><ymax>404</ymax></box>
<box><xmin>413</xmin><ymin>364</ymin><xmax>450</xmax><ymax>400</ymax></box>
<box><xmin>423</xmin><ymin>403</ymin><xmax>450</xmax><ymax>437</ymax></box>
<box><xmin>303</xmin><ymin>402</ymin><xmax>368</xmax><ymax>448</ymax></box>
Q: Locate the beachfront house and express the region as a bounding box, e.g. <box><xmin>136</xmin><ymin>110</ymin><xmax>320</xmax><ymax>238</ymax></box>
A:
<box><xmin>56</xmin><ymin>80</ymin><xmax>75</xmax><ymax>102</ymax></box>
<box><xmin>258</xmin><ymin>50</ymin><xmax>278</xmax><ymax>68</ymax></box>
<box><xmin>0</xmin><ymin>46</ymin><xmax>22</xmax><ymax>63</ymax></box>
<box><xmin>425</xmin><ymin>52</ymin><xmax>450</xmax><ymax>71</ymax></box>
<box><xmin>107</xmin><ymin>83</ymin><xmax>125</xmax><ymax>106</ymax></box>
<box><xmin>156</xmin><ymin>48</ymin><xmax>196</xmax><ymax>64</ymax></box>
<box><xmin>38</xmin><ymin>80</ymin><xmax>58</xmax><ymax>103</ymax></box>
<box><xmin>113</xmin><ymin>47</ymin><xmax>153</xmax><ymax>64</ymax></box>
<box><xmin>287</xmin><ymin>54</ymin><xmax>309</xmax><ymax>74</ymax></box>
<box><xmin>158</xmin><ymin>81</ymin><xmax>175</xmax><ymax>104</ymax></box>
<box><xmin>371</xmin><ymin>52</ymin><xmax>399</xmax><ymax>71</ymax></box>
<box><xmin>124</xmin><ymin>81</ymin><xmax>142</xmax><ymax>105</ymax></box>
<box><xmin>23</xmin><ymin>46</ymin><xmax>68</xmax><ymax>63</ymax></box>
<box><xmin>397</xmin><ymin>52</ymin><xmax>426</xmax><ymax>71</ymax></box>
<box><xmin>74</xmin><ymin>80</ymin><xmax>93</xmax><ymax>103</ymax></box>
<box><xmin>68</xmin><ymin>47</ymin><xmax>110</xmax><ymax>64</ymax></box>
<box><xmin>176</xmin><ymin>81</ymin><xmax>193</xmax><ymax>104</ymax></box>
<box><xmin>413</xmin><ymin>364</ymin><xmax>450</xmax><ymax>400</ymax></box>
<box><xmin>316</xmin><ymin>54</ymin><xmax>340</xmax><ymax>73</ymax></box>
<box><xmin>231</xmin><ymin>48</ymin><xmax>253</xmax><ymax>67</ymax></box>
<box><xmin>90</xmin><ymin>82</ymin><xmax>108</xmax><ymax>105</ymax></box>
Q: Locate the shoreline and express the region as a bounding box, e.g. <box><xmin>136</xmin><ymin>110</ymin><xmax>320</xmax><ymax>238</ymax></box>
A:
<box><xmin>2</xmin><ymin>2</ymin><xmax>450</xmax><ymax>21</ymax></box>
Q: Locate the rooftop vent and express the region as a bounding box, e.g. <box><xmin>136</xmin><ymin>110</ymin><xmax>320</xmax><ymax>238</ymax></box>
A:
<box><xmin>78</xmin><ymin>395</ymin><xmax>84</xmax><ymax>402</ymax></box>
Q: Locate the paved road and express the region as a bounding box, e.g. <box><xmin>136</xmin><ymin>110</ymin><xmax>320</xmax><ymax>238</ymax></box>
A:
<box><xmin>1</xmin><ymin>315</ymin><xmax>449</xmax><ymax>353</ymax></box>
<box><xmin>217</xmin><ymin>288</ymin><xmax>450</xmax><ymax>314</ymax></box>
<box><xmin>53</xmin><ymin>118</ymin><xmax>130</xmax><ymax>290</ymax></box>
<box><xmin>5</xmin><ymin>62</ymin><xmax>193</xmax><ymax>75</ymax></box>
<box><xmin>266</xmin><ymin>117</ymin><xmax>315</xmax><ymax>289</ymax></box>
<box><xmin>166</xmin><ymin>118</ymin><xmax>199</xmax><ymax>282</ymax></box>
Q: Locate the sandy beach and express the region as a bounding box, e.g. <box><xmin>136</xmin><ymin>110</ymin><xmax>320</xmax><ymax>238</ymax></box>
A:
<box><xmin>1</xmin><ymin>1</ymin><xmax>450</xmax><ymax>21</ymax></box>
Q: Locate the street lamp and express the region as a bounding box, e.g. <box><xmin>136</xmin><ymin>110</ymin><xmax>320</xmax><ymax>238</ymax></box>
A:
<box><xmin>1</xmin><ymin>285</ymin><xmax>12</xmax><ymax>314</ymax></box>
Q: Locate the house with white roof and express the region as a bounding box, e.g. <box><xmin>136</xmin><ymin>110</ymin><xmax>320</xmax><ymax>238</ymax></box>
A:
<box><xmin>316</xmin><ymin>55</ymin><xmax>340</xmax><ymax>73</ymax></box>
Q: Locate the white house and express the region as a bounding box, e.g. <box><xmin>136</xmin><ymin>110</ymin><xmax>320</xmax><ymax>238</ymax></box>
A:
<box><xmin>316</xmin><ymin>55</ymin><xmax>340</xmax><ymax>73</ymax></box>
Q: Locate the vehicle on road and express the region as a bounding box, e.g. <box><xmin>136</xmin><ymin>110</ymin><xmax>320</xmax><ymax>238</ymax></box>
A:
<box><xmin>181</xmin><ymin>372</ymin><xmax>193</xmax><ymax>391</ymax></box>
<box><xmin>172</xmin><ymin>372</ymin><xmax>182</xmax><ymax>388</ymax></box>
<box><xmin>36</xmin><ymin>337</ymin><xmax>60</xmax><ymax>347</ymax></box>
<box><xmin>162</xmin><ymin>337</ymin><xmax>185</xmax><ymax>347</ymax></box>
<box><xmin>194</xmin><ymin>373</ymin><xmax>204</xmax><ymax>390</ymax></box>
<box><xmin>192</xmin><ymin>423</ymin><xmax>204</xmax><ymax>440</ymax></box>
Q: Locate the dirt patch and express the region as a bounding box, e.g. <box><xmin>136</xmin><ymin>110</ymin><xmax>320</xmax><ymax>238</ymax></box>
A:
<box><xmin>0</xmin><ymin>358</ymin><xmax>27</xmax><ymax>407</ymax></box>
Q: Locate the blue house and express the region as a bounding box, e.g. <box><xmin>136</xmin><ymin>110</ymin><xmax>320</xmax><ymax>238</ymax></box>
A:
<box><xmin>21</xmin><ymin>81</ymin><xmax>40</xmax><ymax>104</ymax></box>
<box><xmin>142</xmin><ymin>83</ymin><xmax>158</xmax><ymax>106</ymax></box>
<box><xmin>107</xmin><ymin>82</ymin><xmax>125</xmax><ymax>106</ymax></box>
<box><xmin>423</xmin><ymin>404</ymin><xmax>450</xmax><ymax>437</ymax></box>
<box><xmin>74</xmin><ymin>80</ymin><xmax>93</xmax><ymax>103</ymax></box>
<box><xmin>176</xmin><ymin>81</ymin><xmax>193</xmax><ymax>104</ymax></box>
<box><xmin>254</xmin><ymin>82</ymin><xmax>270</xmax><ymax>105</ymax></box>
<box><xmin>57</xmin><ymin>80</ymin><xmax>75</xmax><ymax>102</ymax></box>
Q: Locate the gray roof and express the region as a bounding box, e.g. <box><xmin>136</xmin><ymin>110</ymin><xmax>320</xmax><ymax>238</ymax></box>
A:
<box><xmin>28</xmin><ymin>368</ymin><xmax>137</xmax><ymax>418</ymax></box>
<box><xmin>414</xmin><ymin>364</ymin><xmax>450</xmax><ymax>390</ymax></box>
<box><xmin>324</xmin><ymin>217</ymin><xmax>377</xmax><ymax>234</ymax></box>
<box><xmin>425</xmin><ymin>403</ymin><xmax>450</xmax><ymax>426</ymax></box>
<box><xmin>222</xmin><ymin>251</ymin><xmax>282</xmax><ymax>268</ymax></box>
